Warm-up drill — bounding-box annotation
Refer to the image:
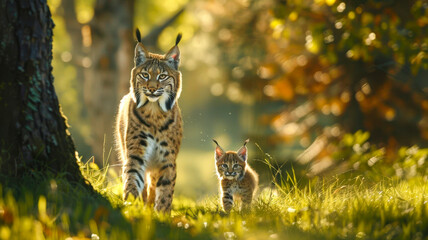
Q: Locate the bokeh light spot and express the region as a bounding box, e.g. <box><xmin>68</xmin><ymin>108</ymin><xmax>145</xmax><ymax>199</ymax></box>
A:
<box><xmin>326</xmin><ymin>0</ymin><xmax>336</xmax><ymax>6</ymax></box>
<box><xmin>361</xmin><ymin>83</ymin><xmax>371</xmax><ymax>95</ymax></box>
<box><xmin>263</xmin><ymin>85</ymin><xmax>275</xmax><ymax>97</ymax></box>
<box><xmin>289</xmin><ymin>12</ymin><xmax>298</xmax><ymax>21</ymax></box>
<box><xmin>355</xmin><ymin>91</ymin><xmax>365</xmax><ymax>102</ymax></box>
<box><xmin>82</xmin><ymin>57</ymin><xmax>92</xmax><ymax>68</ymax></box>
<box><xmin>385</xmin><ymin>108</ymin><xmax>396</xmax><ymax>121</ymax></box>
<box><xmin>210</xmin><ymin>83</ymin><xmax>224</xmax><ymax>96</ymax></box>
<box><xmin>337</xmin><ymin>2</ymin><xmax>346</xmax><ymax>12</ymax></box>
<box><xmin>61</xmin><ymin>51</ymin><xmax>72</xmax><ymax>62</ymax></box>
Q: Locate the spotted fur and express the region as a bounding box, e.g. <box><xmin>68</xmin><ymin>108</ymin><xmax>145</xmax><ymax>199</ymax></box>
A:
<box><xmin>116</xmin><ymin>29</ymin><xmax>183</xmax><ymax>212</ymax></box>
<box><xmin>213</xmin><ymin>139</ymin><xmax>259</xmax><ymax>212</ymax></box>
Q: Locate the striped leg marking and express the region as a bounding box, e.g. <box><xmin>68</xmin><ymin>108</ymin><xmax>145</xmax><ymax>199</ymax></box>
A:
<box><xmin>154</xmin><ymin>166</ymin><xmax>176</xmax><ymax>212</ymax></box>
<box><xmin>222</xmin><ymin>192</ymin><xmax>234</xmax><ymax>212</ymax></box>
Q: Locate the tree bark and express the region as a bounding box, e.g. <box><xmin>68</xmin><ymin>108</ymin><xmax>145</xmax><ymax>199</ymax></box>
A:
<box><xmin>0</xmin><ymin>0</ymin><xmax>85</xmax><ymax>183</ymax></box>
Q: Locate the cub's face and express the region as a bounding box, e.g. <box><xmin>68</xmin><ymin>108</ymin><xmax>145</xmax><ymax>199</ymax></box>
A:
<box><xmin>216</xmin><ymin>152</ymin><xmax>246</xmax><ymax>180</ymax></box>
<box><xmin>130</xmin><ymin>35</ymin><xmax>182</xmax><ymax>112</ymax></box>
<box><xmin>213</xmin><ymin>139</ymin><xmax>249</xmax><ymax>180</ymax></box>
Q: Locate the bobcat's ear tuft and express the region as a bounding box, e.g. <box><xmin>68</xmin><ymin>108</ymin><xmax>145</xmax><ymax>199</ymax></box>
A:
<box><xmin>175</xmin><ymin>33</ymin><xmax>182</xmax><ymax>45</ymax></box>
<box><xmin>136</xmin><ymin>28</ymin><xmax>142</xmax><ymax>43</ymax></box>
<box><xmin>237</xmin><ymin>139</ymin><xmax>249</xmax><ymax>161</ymax></box>
<box><xmin>213</xmin><ymin>139</ymin><xmax>225</xmax><ymax>161</ymax></box>
<box><xmin>135</xmin><ymin>43</ymin><xmax>148</xmax><ymax>66</ymax></box>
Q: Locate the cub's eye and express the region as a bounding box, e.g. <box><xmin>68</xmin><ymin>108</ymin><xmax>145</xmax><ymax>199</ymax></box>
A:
<box><xmin>233</xmin><ymin>164</ymin><xmax>241</xmax><ymax>169</ymax></box>
<box><xmin>221</xmin><ymin>164</ymin><xmax>228</xmax><ymax>169</ymax></box>
<box><xmin>158</xmin><ymin>74</ymin><xmax>168</xmax><ymax>81</ymax></box>
<box><xmin>139</xmin><ymin>72</ymin><xmax>149</xmax><ymax>80</ymax></box>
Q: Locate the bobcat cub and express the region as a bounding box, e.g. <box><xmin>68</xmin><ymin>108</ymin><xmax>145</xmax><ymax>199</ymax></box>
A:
<box><xmin>213</xmin><ymin>139</ymin><xmax>258</xmax><ymax>212</ymax></box>
<box><xmin>116</xmin><ymin>29</ymin><xmax>183</xmax><ymax>212</ymax></box>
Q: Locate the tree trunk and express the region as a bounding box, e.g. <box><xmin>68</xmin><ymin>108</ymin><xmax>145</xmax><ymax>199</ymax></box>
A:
<box><xmin>0</xmin><ymin>0</ymin><xmax>84</xmax><ymax>183</ymax></box>
<box><xmin>84</xmin><ymin>0</ymin><xmax>135</xmax><ymax>165</ymax></box>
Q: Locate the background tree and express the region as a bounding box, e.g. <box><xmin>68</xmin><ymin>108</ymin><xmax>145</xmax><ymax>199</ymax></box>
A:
<box><xmin>84</xmin><ymin>0</ymin><xmax>135</xmax><ymax>164</ymax></box>
<box><xmin>205</xmin><ymin>0</ymin><xmax>428</xmax><ymax>175</ymax></box>
<box><xmin>0</xmin><ymin>0</ymin><xmax>85</xmax><ymax>184</ymax></box>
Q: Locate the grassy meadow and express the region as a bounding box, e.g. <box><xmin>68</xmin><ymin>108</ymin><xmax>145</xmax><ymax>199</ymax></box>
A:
<box><xmin>0</xmin><ymin>150</ymin><xmax>427</xmax><ymax>240</ymax></box>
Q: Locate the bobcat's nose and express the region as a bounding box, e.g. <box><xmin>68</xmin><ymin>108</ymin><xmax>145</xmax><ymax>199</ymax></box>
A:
<box><xmin>148</xmin><ymin>87</ymin><xmax>156</xmax><ymax>93</ymax></box>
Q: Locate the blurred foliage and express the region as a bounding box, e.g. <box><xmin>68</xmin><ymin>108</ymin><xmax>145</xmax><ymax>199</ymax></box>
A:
<box><xmin>134</xmin><ymin>0</ymin><xmax>194</xmax><ymax>50</ymax></box>
<box><xmin>303</xmin><ymin>131</ymin><xmax>428</xmax><ymax>179</ymax></box>
<box><xmin>205</xmin><ymin>0</ymin><xmax>428</xmax><ymax>162</ymax></box>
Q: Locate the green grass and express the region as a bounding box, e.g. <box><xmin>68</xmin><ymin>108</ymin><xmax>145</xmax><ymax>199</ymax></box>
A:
<box><xmin>0</xmin><ymin>156</ymin><xmax>427</xmax><ymax>240</ymax></box>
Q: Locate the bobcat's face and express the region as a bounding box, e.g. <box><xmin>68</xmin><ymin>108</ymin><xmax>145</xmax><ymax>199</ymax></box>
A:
<box><xmin>133</xmin><ymin>60</ymin><xmax>181</xmax><ymax>111</ymax></box>
<box><xmin>213</xmin><ymin>139</ymin><xmax>249</xmax><ymax>180</ymax></box>
<box><xmin>216</xmin><ymin>153</ymin><xmax>246</xmax><ymax>180</ymax></box>
<box><xmin>130</xmin><ymin>33</ymin><xmax>182</xmax><ymax>112</ymax></box>
<box><xmin>135</xmin><ymin>65</ymin><xmax>171</xmax><ymax>102</ymax></box>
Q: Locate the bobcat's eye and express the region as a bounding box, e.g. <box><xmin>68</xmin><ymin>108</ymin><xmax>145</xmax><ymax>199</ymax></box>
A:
<box><xmin>158</xmin><ymin>74</ymin><xmax>168</xmax><ymax>81</ymax></box>
<box><xmin>233</xmin><ymin>164</ymin><xmax>241</xmax><ymax>169</ymax></box>
<box><xmin>139</xmin><ymin>72</ymin><xmax>149</xmax><ymax>80</ymax></box>
<box><xmin>221</xmin><ymin>164</ymin><xmax>228</xmax><ymax>169</ymax></box>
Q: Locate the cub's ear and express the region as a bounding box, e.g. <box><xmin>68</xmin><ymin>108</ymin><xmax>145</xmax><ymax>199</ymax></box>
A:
<box><xmin>213</xmin><ymin>139</ymin><xmax>225</xmax><ymax>161</ymax></box>
<box><xmin>165</xmin><ymin>33</ymin><xmax>182</xmax><ymax>70</ymax></box>
<box><xmin>237</xmin><ymin>139</ymin><xmax>249</xmax><ymax>161</ymax></box>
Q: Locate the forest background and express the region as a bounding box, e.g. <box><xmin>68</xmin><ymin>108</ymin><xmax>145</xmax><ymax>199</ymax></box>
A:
<box><xmin>49</xmin><ymin>0</ymin><xmax>427</xmax><ymax>199</ymax></box>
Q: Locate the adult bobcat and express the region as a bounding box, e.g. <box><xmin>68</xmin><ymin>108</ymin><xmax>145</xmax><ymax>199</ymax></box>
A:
<box><xmin>116</xmin><ymin>29</ymin><xmax>183</xmax><ymax>212</ymax></box>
